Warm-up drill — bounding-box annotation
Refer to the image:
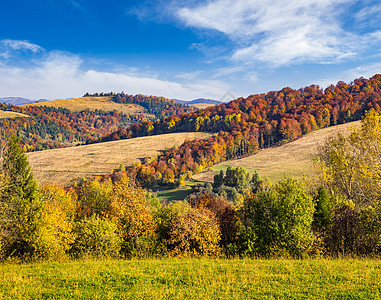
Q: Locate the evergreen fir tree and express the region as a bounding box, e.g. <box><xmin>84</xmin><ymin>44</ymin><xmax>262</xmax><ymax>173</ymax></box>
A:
<box><xmin>313</xmin><ymin>186</ymin><xmax>332</xmax><ymax>231</ymax></box>
<box><xmin>0</xmin><ymin>136</ymin><xmax>41</xmax><ymax>259</ymax></box>
<box><xmin>2</xmin><ymin>136</ymin><xmax>37</xmax><ymax>201</ymax></box>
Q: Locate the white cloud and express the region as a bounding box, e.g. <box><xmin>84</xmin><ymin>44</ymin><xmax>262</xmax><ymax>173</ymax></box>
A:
<box><xmin>178</xmin><ymin>0</ymin><xmax>380</xmax><ymax>67</ymax></box>
<box><xmin>0</xmin><ymin>42</ymin><xmax>228</xmax><ymax>101</ymax></box>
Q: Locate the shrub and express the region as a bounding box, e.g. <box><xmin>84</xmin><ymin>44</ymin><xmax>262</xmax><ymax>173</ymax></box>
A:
<box><xmin>168</xmin><ymin>203</ymin><xmax>220</xmax><ymax>258</ymax></box>
<box><xmin>71</xmin><ymin>216</ymin><xmax>121</xmax><ymax>258</ymax></box>
<box><xmin>75</xmin><ymin>177</ymin><xmax>113</xmax><ymax>219</ymax></box>
<box><xmin>326</xmin><ymin>202</ymin><xmax>381</xmax><ymax>256</ymax></box>
<box><xmin>188</xmin><ymin>192</ymin><xmax>240</xmax><ymax>256</ymax></box>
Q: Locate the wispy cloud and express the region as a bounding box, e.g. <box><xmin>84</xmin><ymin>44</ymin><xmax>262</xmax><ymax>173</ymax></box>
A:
<box><xmin>175</xmin><ymin>70</ymin><xmax>204</xmax><ymax>80</ymax></box>
<box><xmin>0</xmin><ymin>39</ymin><xmax>43</xmax><ymax>59</ymax></box>
<box><xmin>177</xmin><ymin>0</ymin><xmax>381</xmax><ymax>67</ymax></box>
<box><xmin>0</xmin><ymin>40</ymin><xmax>228</xmax><ymax>100</ymax></box>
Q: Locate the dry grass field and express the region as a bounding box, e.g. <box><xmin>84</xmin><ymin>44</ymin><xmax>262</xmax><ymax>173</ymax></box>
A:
<box><xmin>193</xmin><ymin>121</ymin><xmax>361</xmax><ymax>183</ymax></box>
<box><xmin>0</xmin><ymin>110</ymin><xmax>29</xmax><ymax>119</ymax></box>
<box><xmin>28</xmin><ymin>132</ymin><xmax>211</xmax><ymax>186</ymax></box>
<box><xmin>21</xmin><ymin>96</ymin><xmax>150</xmax><ymax>115</ymax></box>
<box><xmin>192</xmin><ymin>103</ymin><xmax>217</xmax><ymax>109</ymax></box>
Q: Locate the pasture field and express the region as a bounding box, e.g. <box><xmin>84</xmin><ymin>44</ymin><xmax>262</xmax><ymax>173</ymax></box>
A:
<box><xmin>0</xmin><ymin>110</ymin><xmax>29</xmax><ymax>119</ymax></box>
<box><xmin>21</xmin><ymin>96</ymin><xmax>151</xmax><ymax>116</ymax></box>
<box><xmin>0</xmin><ymin>258</ymin><xmax>380</xmax><ymax>299</ymax></box>
<box><xmin>27</xmin><ymin>132</ymin><xmax>211</xmax><ymax>186</ymax></box>
<box><xmin>192</xmin><ymin>103</ymin><xmax>217</xmax><ymax>109</ymax></box>
<box><xmin>193</xmin><ymin>121</ymin><xmax>361</xmax><ymax>183</ymax></box>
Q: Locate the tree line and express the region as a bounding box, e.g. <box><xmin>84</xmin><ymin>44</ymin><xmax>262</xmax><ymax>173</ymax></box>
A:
<box><xmin>84</xmin><ymin>92</ymin><xmax>196</xmax><ymax>119</ymax></box>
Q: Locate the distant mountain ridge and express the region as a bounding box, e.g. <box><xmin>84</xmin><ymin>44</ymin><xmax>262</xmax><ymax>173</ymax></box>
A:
<box><xmin>0</xmin><ymin>97</ymin><xmax>48</xmax><ymax>106</ymax></box>
<box><xmin>174</xmin><ymin>98</ymin><xmax>221</xmax><ymax>105</ymax></box>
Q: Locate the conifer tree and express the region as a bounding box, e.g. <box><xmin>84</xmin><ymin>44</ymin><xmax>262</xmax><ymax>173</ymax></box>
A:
<box><xmin>2</xmin><ymin>136</ymin><xmax>37</xmax><ymax>201</ymax></box>
<box><xmin>0</xmin><ymin>136</ymin><xmax>41</xmax><ymax>259</ymax></box>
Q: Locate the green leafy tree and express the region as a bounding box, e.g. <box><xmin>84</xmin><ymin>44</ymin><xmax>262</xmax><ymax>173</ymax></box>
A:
<box><xmin>241</xmin><ymin>178</ymin><xmax>315</xmax><ymax>257</ymax></box>
<box><xmin>225</xmin><ymin>166</ymin><xmax>250</xmax><ymax>187</ymax></box>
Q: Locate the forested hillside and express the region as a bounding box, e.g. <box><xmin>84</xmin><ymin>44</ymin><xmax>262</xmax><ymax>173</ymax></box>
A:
<box><xmin>0</xmin><ymin>94</ymin><xmax>196</xmax><ymax>152</ymax></box>
<box><xmin>95</xmin><ymin>74</ymin><xmax>381</xmax><ymax>186</ymax></box>
<box><xmin>0</xmin><ymin>103</ymin><xmax>136</xmax><ymax>151</ymax></box>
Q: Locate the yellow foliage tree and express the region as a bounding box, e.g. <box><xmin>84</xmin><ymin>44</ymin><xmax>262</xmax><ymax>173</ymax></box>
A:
<box><xmin>168</xmin><ymin>204</ymin><xmax>220</xmax><ymax>258</ymax></box>
<box><xmin>111</xmin><ymin>174</ymin><xmax>156</xmax><ymax>257</ymax></box>
<box><xmin>317</xmin><ymin>110</ymin><xmax>381</xmax><ymax>208</ymax></box>
<box><xmin>36</xmin><ymin>184</ymin><xmax>77</xmax><ymax>259</ymax></box>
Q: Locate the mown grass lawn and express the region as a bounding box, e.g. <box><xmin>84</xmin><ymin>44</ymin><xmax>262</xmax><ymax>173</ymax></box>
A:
<box><xmin>0</xmin><ymin>258</ymin><xmax>380</xmax><ymax>299</ymax></box>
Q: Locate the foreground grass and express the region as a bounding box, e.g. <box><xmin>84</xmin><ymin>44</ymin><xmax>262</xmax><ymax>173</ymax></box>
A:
<box><xmin>1</xmin><ymin>258</ymin><xmax>380</xmax><ymax>299</ymax></box>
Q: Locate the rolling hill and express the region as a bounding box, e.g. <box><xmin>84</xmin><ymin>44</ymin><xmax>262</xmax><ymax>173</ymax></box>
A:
<box><xmin>193</xmin><ymin>121</ymin><xmax>361</xmax><ymax>183</ymax></box>
<box><xmin>174</xmin><ymin>98</ymin><xmax>221</xmax><ymax>105</ymax></box>
<box><xmin>21</xmin><ymin>96</ymin><xmax>150</xmax><ymax>116</ymax></box>
<box><xmin>0</xmin><ymin>110</ymin><xmax>29</xmax><ymax>119</ymax></box>
<box><xmin>27</xmin><ymin>132</ymin><xmax>211</xmax><ymax>186</ymax></box>
<box><xmin>0</xmin><ymin>97</ymin><xmax>48</xmax><ymax>106</ymax></box>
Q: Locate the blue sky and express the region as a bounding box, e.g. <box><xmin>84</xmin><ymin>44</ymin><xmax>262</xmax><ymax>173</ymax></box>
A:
<box><xmin>1</xmin><ymin>0</ymin><xmax>381</xmax><ymax>101</ymax></box>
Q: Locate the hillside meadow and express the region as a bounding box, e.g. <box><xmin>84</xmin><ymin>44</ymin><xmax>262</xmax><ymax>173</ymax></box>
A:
<box><xmin>27</xmin><ymin>132</ymin><xmax>211</xmax><ymax>186</ymax></box>
<box><xmin>193</xmin><ymin>121</ymin><xmax>361</xmax><ymax>183</ymax></box>
<box><xmin>0</xmin><ymin>110</ymin><xmax>29</xmax><ymax>119</ymax></box>
<box><xmin>21</xmin><ymin>96</ymin><xmax>152</xmax><ymax>116</ymax></box>
<box><xmin>0</xmin><ymin>258</ymin><xmax>380</xmax><ymax>299</ymax></box>
<box><xmin>191</xmin><ymin>103</ymin><xmax>217</xmax><ymax>109</ymax></box>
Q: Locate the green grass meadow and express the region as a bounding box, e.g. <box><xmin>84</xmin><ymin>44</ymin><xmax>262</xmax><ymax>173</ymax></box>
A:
<box><xmin>1</xmin><ymin>258</ymin><xmax>380</xmax><ymax>299</ymax></box>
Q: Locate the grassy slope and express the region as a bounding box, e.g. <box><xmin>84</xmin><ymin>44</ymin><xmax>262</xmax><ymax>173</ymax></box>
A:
<box><xmin>0</xmin><ymin>110</ymin><xmax>29</xmax><ymax>119</ymax></box>
<box><xmin>192</xmin><ymin>103</ymin><xmax>217</xmax><ymax>109</ymax></box>
<box><xmin>21</xmin><ymin>96</ymin><xmax>152</xmax><ymax>116</ymax></box>
<box><xmin>27</xmin><ymin>132</ymin><xmax>211</xmax><ymax>186</ymax></box>
<box><xmin>193</xmin><ymin>121</ymin><xmax>361</xmax><ymax>183</ymax></box>
<box><xmin>0</xmin><ymin>258</ymin><xmax>380</xmax><ymax>299</ymax></box>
